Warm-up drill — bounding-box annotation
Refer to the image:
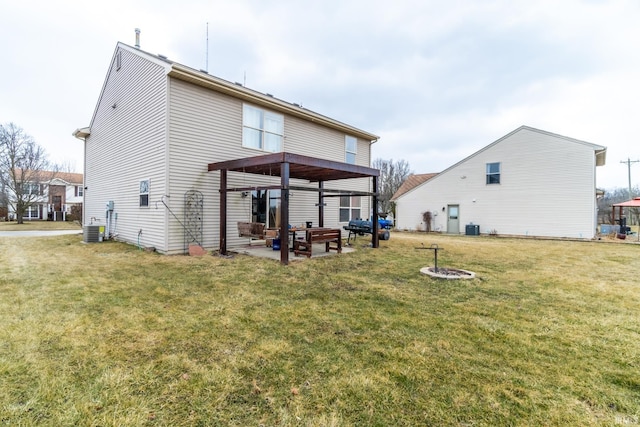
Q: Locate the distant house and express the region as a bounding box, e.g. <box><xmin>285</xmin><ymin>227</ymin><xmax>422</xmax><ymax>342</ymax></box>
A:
<box><xmin>7</xmin><ymin>171</ymin><xmax>83</xmax><ymax>221</ymax></box>
<box><xmin>392</xmin><ymin>126</ymin><xmax>607</xmax><ymax>239</ymax></box>
<box><xmin>73</xmin><ymin>42</ymin><xmax>380</xmax><ymax>261</ymax></box>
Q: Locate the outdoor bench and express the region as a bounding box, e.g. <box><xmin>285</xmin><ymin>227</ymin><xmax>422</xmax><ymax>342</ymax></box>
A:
<box><xmin>293</xmin><ymin>228</ymin><xmax>342</xmax><ymax>258</ymax></box>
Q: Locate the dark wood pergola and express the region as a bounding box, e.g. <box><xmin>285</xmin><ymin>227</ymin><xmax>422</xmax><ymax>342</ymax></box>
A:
<box><xmin>208</xmin><ymin>152</ymin><xmax>380</xmax><ymax>264</ymax></box>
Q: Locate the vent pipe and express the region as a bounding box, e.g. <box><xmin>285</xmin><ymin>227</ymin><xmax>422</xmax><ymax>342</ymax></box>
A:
<box><xmin>135</xmin><ymin>28</ymin><xmax>140</xmax><ymax>49</ymax></box>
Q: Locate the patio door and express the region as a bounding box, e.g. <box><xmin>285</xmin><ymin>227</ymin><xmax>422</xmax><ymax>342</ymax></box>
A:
<box><xmin>447</xmin><ymin>204</ymin><xmax>459</xmax><ymax>234</ymax></box>
<box><xmin>252</xmin><ymin>189</ymin><xmax>281</xmax><ymax>229</ymax></box>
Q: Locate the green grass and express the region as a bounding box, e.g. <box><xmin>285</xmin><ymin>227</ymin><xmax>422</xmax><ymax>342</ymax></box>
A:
<box><xmin>1</xmin><ymin>232</ymin><xmax>639</xmax><ymax>426</ymax></box>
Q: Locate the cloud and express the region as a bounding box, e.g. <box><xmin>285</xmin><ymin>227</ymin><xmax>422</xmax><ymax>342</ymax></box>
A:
<box><xmin>1</xmin><ymin>0</ymin><xmax>639</xmax><ymax>190</ymax></box>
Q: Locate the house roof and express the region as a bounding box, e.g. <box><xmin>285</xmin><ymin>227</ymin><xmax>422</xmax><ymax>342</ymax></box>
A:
<box><xmin>478</xmin><ymin>126</ymin><xmax>606</xmax><ymax>167</ymax></box>
<box><xmin>613</xmin><ymin>197</ymin><xmax>640</xmax><ymax>207</ymax></box>
<box><xmin>391</xmin><ymin>173</ymin><xmax>438</xmax><ymax>200</ymax></box>
<box><xmin>75</xmin><ymin>43</ymin><xmax>380</xmax><ymax>143</ymax></box>
<box><xmin>14</xmin><ymin>169</ymin><xmax>83</xmax><ymax>185</ymax></box>
<box><xmin>208</xmin><ymin>152</ymin><xmax>379</xmax><ymax>183</ymax></box>
<box><xmin>50</xmin><ymin>172</ymin><xmax>83</xmax><ymax>185</ymax></box>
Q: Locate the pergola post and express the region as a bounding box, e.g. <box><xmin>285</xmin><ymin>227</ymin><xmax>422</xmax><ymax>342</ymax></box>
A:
<box><xmin>219</xmin><ymin>169</ymin><xmax>227</xmax><ymax>255</ymax></box>
<box><xmin>372</xmin><ymin>175</ymin><xmax>379</xmax><ymax>248</ymax></box>
<box><xmin>318</xmin><ymin>181</ymin><xmax>324</xmax><ymax>227</ymax></box>
<box><xmin>280</xmin><ymin>161</ymin><xmax>290</xmax><ymax>265</ymax></box>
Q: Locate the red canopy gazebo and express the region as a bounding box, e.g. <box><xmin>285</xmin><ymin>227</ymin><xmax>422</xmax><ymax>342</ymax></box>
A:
<box><xmin>612</xmin><ymin>197</ymin><xmax>640</xmax><ymax>234</ymax></box>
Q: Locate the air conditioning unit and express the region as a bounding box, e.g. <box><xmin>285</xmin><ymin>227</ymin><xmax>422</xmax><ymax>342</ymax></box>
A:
<box><xmin>83</xmin><ymin>225</ymin><xmax>103</xmax><ymax>243</ymax></box>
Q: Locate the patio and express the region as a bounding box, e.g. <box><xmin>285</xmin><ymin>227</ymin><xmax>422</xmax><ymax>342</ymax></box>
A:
<box><xmin>230</xmin><ymin>241</ymin><xmax>356</xmax><ymax>261</ymax></box>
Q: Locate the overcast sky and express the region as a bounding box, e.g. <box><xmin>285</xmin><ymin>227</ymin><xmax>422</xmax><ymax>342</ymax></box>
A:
<box><xmin>2</xmin><ymin>0</ymin><xmax>639</xmax><ymax>190</ymax></box>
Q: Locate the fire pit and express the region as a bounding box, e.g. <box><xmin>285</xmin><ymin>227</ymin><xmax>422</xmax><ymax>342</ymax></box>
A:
<box><xmin>420</xmin><ymin>266</ymin><xmax>475</xmax><ymax>280</ymax></box>
<box><xmin>416</xmin><ymin>243</ymin><xmax>476</xmax><ymax>280</ymax></box>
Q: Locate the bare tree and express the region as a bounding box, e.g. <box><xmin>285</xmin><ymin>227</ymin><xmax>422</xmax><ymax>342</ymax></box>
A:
<box><xmin>372</xmin><ymin>158</ymin><xmax>411</xmax><ymax>219</ymax></box>
<box><xmin>597</xmin><ymin>186</ymin><xmax>639</xmax><ymax>225</ymax></box>
<box><xmin>0</xmin><ymin>123</ymin><xmax>55</xmax><ymax>224</ymax></box>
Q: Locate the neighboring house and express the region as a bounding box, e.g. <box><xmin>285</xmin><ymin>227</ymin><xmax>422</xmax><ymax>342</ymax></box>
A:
<box><xmin>392</xmin><ymin>126</ymin><xmax>607</xmax><ymax>239</ymax></box>
<box><xmin>73</xmin><ymin>42</ymin><xmax>380</xmax><ymax>256</ymax></box>
<box><xmin>7</xmin><ymin>171</ymin><xmax>84</xmax><ymax>221</ymax></box>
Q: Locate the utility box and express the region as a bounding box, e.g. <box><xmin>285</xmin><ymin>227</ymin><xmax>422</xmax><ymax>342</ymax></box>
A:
<box><xmin>83</xmin><ymin>225</ymin><xmax>101</xmax><ymax>243</ymax></box>
<box><xmin>465</xmin><ymin>224</ymin><xmax>480</xmax><ymax>236</ymax></box>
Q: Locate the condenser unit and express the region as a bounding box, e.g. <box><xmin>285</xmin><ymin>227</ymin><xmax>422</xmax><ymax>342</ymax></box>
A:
<box><xmin>83</xmin><ymin>225</ymin><xmax>103</xmax><ymax>243</ymax></box>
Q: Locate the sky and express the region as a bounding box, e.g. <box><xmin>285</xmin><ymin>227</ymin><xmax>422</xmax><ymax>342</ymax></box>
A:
<box><xmin>1</xmin><ymin>0</ymin><xmax>639</xmax><ymax>191</ymax></box>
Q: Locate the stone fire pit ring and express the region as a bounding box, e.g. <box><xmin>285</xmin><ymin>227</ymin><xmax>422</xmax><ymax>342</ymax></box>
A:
<box><xmin>420</xmin><ymin>267</ymin><xmax>476</xmax><ymax>280</ymax></box>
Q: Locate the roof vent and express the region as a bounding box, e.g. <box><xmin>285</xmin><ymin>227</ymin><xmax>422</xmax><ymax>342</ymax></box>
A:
<box><xmin>158</xmin><ymin>54</ymin><xmax>168</xmax><ymax>59</ymax></box>
<box><xmin>135</xmin><ymin>28</ymin><xmax>140</xmax><ymax>49</ymax></box>
<box><xmin>266</xmin><ymin>93</ymin><xmax>273</xmax><ymax>97</ymax></box>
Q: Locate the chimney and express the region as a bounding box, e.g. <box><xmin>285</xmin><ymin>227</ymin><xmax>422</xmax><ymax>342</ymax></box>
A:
<box><xmin>135</xmin><ymin>28</ymin><xmax>140</xmax><ymax>49</ymax></box>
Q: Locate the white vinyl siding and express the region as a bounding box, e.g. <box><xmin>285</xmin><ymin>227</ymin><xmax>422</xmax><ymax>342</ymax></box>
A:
<box><xmin>84</xmin><ymin>46</ymin><xmax>168</xmax><ymax>251</ymax></box>
<box><xmin>85</xmin><ymin>44</ymin><xmax>376</xmax><ymax>254</ymax></box>
<box><xmin>395</xmin><ymin>127</ymin><xmax>602</xmax><ymax>238</ymax></box>
<box><xmin>166</xmin><ymin>78</ymin><xmax>373</xmax><ymax>252</ymax></box>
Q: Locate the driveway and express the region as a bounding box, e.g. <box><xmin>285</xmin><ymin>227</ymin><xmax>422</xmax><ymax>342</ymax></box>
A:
<box><xmin>0</xmin><ymin>230</ymin><xmax>82</xmax><ymax>237</ymax></box>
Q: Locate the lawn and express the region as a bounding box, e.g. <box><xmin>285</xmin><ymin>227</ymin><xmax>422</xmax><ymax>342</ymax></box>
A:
<box><xmin>0</xmin><ymin>232</ymin><xmax>639</xmax><ymax>426</ymax></box>
<box><xmin>0</xmin><ymin>220</ymin><xmax>81</xmax><ymax>231</ymax></box>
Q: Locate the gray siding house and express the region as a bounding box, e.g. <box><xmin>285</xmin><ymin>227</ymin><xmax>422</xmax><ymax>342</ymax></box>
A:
<box><xmin>74</xmin><ymin>42</ymin><xmax>379</xmax><ymax>256</ymax></box>
<box><xmin>392</xmin><ymin>126</ymin><xmax>606</xmax><ymax>239</ymax></box>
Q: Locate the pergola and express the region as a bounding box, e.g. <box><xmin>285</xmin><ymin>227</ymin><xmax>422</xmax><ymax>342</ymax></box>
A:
<box><xmin>208</xmin><ymin>152</ymin><xmax>380</xmax><ymax>264</ymax></box>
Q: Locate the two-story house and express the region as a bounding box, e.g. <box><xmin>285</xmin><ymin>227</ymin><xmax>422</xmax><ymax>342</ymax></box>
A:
<box><xmin>7</xmin><ymin>170</ymin><xmax>83</xmax><ymax>221</ymax></box>
<box><xmin>74</xmin><ymin>42</ymin><xmax>380</xmax><ymax>262</ymax></box>
<box><xmin>392</xmin><ymin>126</ymin><xmax>607</xmax><ymax>239</ymax></box>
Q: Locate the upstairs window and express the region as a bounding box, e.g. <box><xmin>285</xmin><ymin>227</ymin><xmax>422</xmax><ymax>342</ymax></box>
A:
<box><xmin>486</xmin><ymin>162</ymin><xmax>501</xmax><ymax>184</ymax></box>
<box><xmin>345</xmin><ymin>135</ymin><xmax>357</xmax><ymax>164</ymax></box>
<box><xmin>139</xmin><ymin>179</ymin><xmax>149</xmax><ymax>207</ymax></box>
<box><xmin>242</xmin><ymin>104</ymin><xmax>283</xmax><ymax>152</ymax></box>
<box><xmin>339</xmin><ymin>195</ymin><xmax>361</xmax><ymax>222</ymax></box>
<box><xmin>75</xmin><ymin>186</ymin><xmax>83</xmax><ymax>197</ymax></box>
<box><xmin>21</xmin><ymin>183</ymin><xmax>41</xmax><ymax>195</ymax></box>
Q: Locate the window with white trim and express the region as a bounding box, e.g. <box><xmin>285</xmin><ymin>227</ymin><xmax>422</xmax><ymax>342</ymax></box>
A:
<box><xmin>139</xmin><ymin>179</ymin><xmax>149</xmax><ymax>207</ymax></box>
<box><xmin>486</xmin><ymin>162</ymin><xmax>501</xmax><ymax>184</ymax></box>
<box><xmin>345</xmin><ymin>135</ymin><xmax>357</xmax><ymax>164</ymax></box>
<box><xmin>339</xmin><ymin>195</ymin><xmax>361</xmax><ymax>222</ymax></box>
<box><xmin>21</xmin><ymin>182</ymin><xmax>40</xmax><ymax>195</ymax></box>
<box><xmin>75</xmin><ymin>186</ymin><xmax>83</xmax><ymax>197</ymax></box>
<box><xmin>242</xmin><ymin>104</ymin><xmax>284</xmax><ymax>152</ymax></box>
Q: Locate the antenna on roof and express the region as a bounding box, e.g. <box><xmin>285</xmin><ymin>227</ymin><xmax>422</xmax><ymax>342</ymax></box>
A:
<box><xmin>205</xmin><ymin>22</ymin><xmax>209</xmax><ymax>73</ymax></box>
<box><xmin>244</xmin><ymin>70</ymin><xmax>246</xmax><ymax>86</ymax></box>
<box><xmin>135</xmin><ymin>28</ymin><xmax>140</xmax><ymax>49</ymax></box>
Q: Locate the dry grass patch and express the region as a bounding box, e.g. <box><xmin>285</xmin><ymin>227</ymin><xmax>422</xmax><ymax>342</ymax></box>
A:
<box><xmin>1</xmin><ymin>232</ymin><xmax>639</xmax><ymax>426</ymax></box>
<box><xmin>0</xmin><ymin>220</ymin><xmax>81</xmax><ymax>231</ymax></box>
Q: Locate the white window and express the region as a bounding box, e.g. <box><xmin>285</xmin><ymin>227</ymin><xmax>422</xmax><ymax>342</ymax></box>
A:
<box><xmin>339</xmin><ymin>195</ymin><xmax>361</xmax><ymax>222</ymax></box>
<box><xmin>25</xmin><ymin>206</ymin><xmax>38</xmax><ymax>218</ymax></box>
<box><xmin>242</xmin><ymin>104</ymin><xmax>284</xmax><ymax>152</ymax></box>
<box><xmin>345</xmin><ymin>135</ymin><xmax>357</xmax><ymax>164</ymax></box>
<box><xmin>22</xmin><ymin>183</ymin><xmax>40</xmax><ymax>195</ymax></box>
<box><xmin>486</xmin><ymin>162</ymin><xmax>501</xmax><ymax>184</ymax></box>
<box><xmin>139</xmin><ymin>179</ymin><xmax>149</xmax><ymax>207</ymax></box>
<box><xmin>75</xmin><ymin>186</ymin><xmax>83</xmax><ymax>197</ymax></box>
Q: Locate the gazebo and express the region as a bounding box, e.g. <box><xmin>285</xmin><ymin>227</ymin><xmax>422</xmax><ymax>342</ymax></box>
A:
<box><xmin>612</xmin><ymin>197</ymin><xmax>640</xmax><ymax>235</ymax></box>
<box><xmin>208</xmin><ymin>152</ymin><xmax>381</xmax><ymax>264</ymax></box>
